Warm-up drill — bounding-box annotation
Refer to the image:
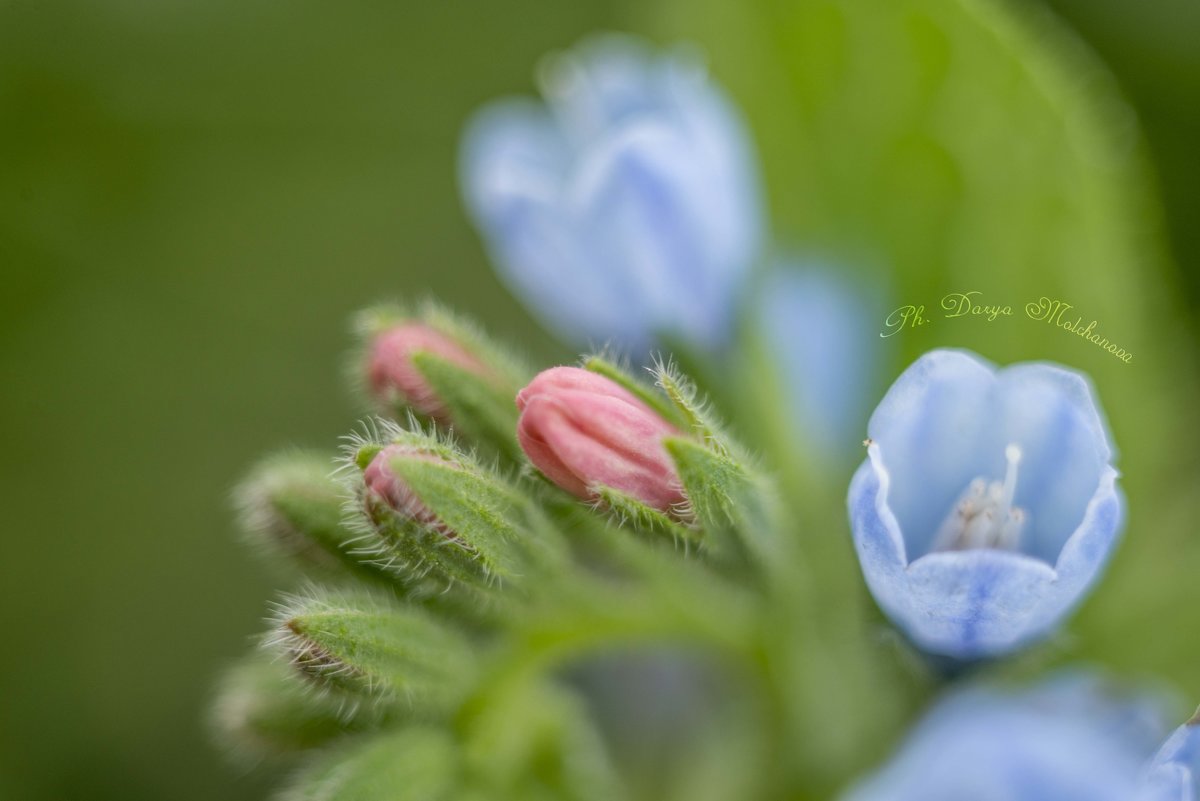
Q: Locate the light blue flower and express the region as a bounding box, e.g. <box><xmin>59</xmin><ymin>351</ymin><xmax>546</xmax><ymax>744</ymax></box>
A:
<box><xmin>756</xmin><ymin>259</ymin><xmax>889</xmax><ymax>462</ymax></box>
<box><xmin>842</xmin><ymin>674</ymin><xmax>1165</xmax><ymax>801</ymax></box>
<box><xmin>1140</xmin><ymin>712</ymin><xmax>1200</xmax><ymax>801</ymax></box>
<box><xmin>459</xmin><ymin>34</ymin><xmax>764</xmax><ymax>354</ymax></box>
<box><xmin>847</xmin><ymin>348</ymin><xmax>1122</xmax><ymax>660</ymax></box>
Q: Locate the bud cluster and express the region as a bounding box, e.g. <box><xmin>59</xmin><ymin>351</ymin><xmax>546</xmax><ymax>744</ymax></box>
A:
<box><xmin>223</xmin><ymin>295</ymin><xmax>779</xmax><ymax>801</ymax></box>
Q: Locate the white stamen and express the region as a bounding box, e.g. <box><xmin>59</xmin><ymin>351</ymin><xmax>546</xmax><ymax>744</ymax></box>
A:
<box><xmin>1000</xmin><ymin>444</ymin><xmax>1022</xmax><ymax>513</ymax></box>
<box><xmin>930</xmin><ymin>443</ymin><xmax>1028</xmax><ymax>553</ymax></box>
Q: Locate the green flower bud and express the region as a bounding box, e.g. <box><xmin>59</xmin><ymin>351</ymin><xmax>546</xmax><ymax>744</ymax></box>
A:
<box><xmin>267</xmin><ymin>590</ymin><xmax>476</xmax><ymax>709</ymax></box>
<box><xmin>234</xmin><ymin>450</ymin><xmax>391</xmax><ymax>584</ymax></box>
<box><xmin>347</xmin><ymin>423</ymin><xmax>565</xmax><ymax>602</ymax></box>
<box><xmin>209</xmin><ymin>656</ymin><xmax>390</xmax><ymax>762</ymax></box>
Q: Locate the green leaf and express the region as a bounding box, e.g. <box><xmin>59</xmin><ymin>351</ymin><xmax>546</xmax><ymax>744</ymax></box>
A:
<box><xmin>646</xmin><ymin>0</ymin><xmax>1165</xmax><ymax>348</ymax></box>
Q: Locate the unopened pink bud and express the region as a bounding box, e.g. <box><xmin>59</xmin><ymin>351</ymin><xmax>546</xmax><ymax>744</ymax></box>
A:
<box><xmin>367</xmin><ymin>323</ymin><xmax>491</xmax><ymax>421</ymax></box>
<box><xmin>362</xmin><ymin>444</ymin><xmax>453</xmax><ymax>536</ymax></box>
<box><xmin>516</xmin><ymin>367</ymin><xmax>686</xmax><ymax>513</ymax></box>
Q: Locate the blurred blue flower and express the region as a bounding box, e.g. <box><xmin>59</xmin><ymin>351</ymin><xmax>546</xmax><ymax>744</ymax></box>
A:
<box><xmin>1140</xmin><ymin>712</ymin><xmax>1200</xmax><ymax>801</ymax></box>
<box><xmin>842</xmin><ymin>674</ymin><xmax>1165</xmax><ymax>801</ymax></box>
<box><xmin>847</xmin><ymin>348</ymin><xmax>1122</xmax><ymax>660</ymax></box>
<box><xmin>459</xmin><ymin>34</ymin><xmax>764</xmax><ymax>354</ymax></box>
<box><xmin>756</xmin><ymin>260</ymin><xmax>888</xmax><ymax>462</ymax></box>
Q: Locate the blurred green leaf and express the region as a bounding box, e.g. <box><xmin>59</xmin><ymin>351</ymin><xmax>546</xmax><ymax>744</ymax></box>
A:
<box><xmin>278</xmin><ymin>728</ymin><xmax>461</xmax><ymax>801</ymax></box>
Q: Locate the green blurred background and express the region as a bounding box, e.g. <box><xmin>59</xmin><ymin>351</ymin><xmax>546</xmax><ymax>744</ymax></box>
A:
<box><xmin>1</xmin><ymin>1</ymin><xmax>1196</xmax><ymax>799</ymax></box>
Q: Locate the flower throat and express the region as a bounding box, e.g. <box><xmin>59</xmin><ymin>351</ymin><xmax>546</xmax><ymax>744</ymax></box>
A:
<box><xmin>932</xmin><ymin>444</ymin><xmax>1027</xmax><ymax>552</ymax></box>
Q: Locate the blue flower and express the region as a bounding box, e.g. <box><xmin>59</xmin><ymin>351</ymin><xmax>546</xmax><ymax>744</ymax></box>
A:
<box><xmin>847</xmin><ymin>348</ymin><xmax>1122</xmax><ymax>660</ymax></box>
<box><xmin>1140</xmin><ymin>711</ymin><xmax>1200</xmax><ymax>801</ymax></box>
<box><xmin>459</xmin><ymin>34</ymin><xmax>764</xmax><ymax>354</ymax></box>
<box><xmin>756</xmin><ymin>259</ymin><xmax>889</xmax><ymax>462</ymax></box>
<box><xmin>842</xmin><ymin>673</ymin><xmax>1165</xmax><ymax>801</ymax></box>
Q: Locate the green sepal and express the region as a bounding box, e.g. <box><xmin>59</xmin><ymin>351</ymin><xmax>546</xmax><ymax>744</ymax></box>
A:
<box><xmin>653</xmin><ymin>364</ymin><xmax>736</xmax><ymax>453</ymax></box>
<box><xmin>653</xmin><ymin>362</ymin><xmax>778</xmax><ymax>568</ymax></box>
<box><xmin>209</xmin><ymin>656</ymin><xmax>391</xmax><ymax>762</ymax></box>
<box><xmin>234</xmin><ymin>451</ymin><xmax>392</xmax><ymax>584</ymax></box>
<box><xmin>277</xmin><ymin>727</ymin><xmax>460</xmax><ymax>801</ymax></box>
<box><xmin>419</xmin><ymin>302</ymin><xmax>530</xmax><ymax>387</ymax></box>
<box><xmin>269</xmin><ymin>590</ymin><xmax>476</xmax><ymax>709</ymax></box>
<box><xmin>390</xmin><ymin>450</ymin><xmax>529</xmax><ymax>582</ymax></box>
<box><xmin>594</xmin><ymin>485</ymin><xmax>702</xmax><ymax>548</ymax></box>
<box><xmin>663</xmin><ymin>437</ymin><xmax>786</xmax><ymax>571</ymax></box>
<box><xmin>413</xmin><ymin>350</ymin><xmax>522</xmax><ymax>461</ymax></box>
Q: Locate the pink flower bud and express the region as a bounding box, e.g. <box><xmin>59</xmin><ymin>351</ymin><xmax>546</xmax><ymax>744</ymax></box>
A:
<box><xmin>367</xmin><ymin>323</ymin><xmax>491</xmax><ymax>421</ymax></box>
<box><xmin>362</xmin><ymin>444</ymin><xmax>453</xmax><ymax>536</ymax></box>
<box><xmin>516</xmin><ymin>366</ymin><xmax>686</xmax><ymax>513</ymax></box>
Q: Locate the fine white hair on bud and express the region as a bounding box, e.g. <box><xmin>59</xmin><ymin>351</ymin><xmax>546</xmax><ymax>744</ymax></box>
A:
<box><xmin>261</xmin><ymin>586</ymin><xmax>477</xmax><ymax>711</ymax></box>
<box><xmin>234</xmin><ymin>450</ymin><xmax>382</xmax><ymax>579</ymax></box>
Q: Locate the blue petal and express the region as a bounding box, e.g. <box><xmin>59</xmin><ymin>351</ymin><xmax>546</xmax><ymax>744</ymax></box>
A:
<box><xmin>1141</xmin><ymin>721</ymin><xmax>1200</xmax><ymax>801</ymax></box>
<box><xmin>574</xmin><ymin>120</ymin><xmax>751</xmax><ymax>348</ymax></box>
<box><xmin>990</xmin><ymin>364</ymin><xmax>1111</xmax><ymax>563</ymax></box>
<box><xmin>851</xmin><ymin>448</ymin><xmax>1055</xmax><ymax>659</ymax></box>
<box><xmin>460</xmin><ymin>99</ymin><xmax>569</xmax><ymax>227</ymax></box>
<box><xmin>459</xmin><ymin>100</ymin><xmax>645</xmax><ymax>348</ymax></box>
<box><xmin>848</xmin><ymin>453</ymin><xmax>908</xmax><ymax>574</ymax></box>
<box><xmin>901</xmin><ymin>549</ymin><xmax>1058</xmax><ymax>659</ymax></box>
<box><xmin>1048</xmin><ymin>466</ymin><xmax>1122</xmax><ymax>601</ymax></box>
<box><xmin>851</xmin><ymin>448</ymin><xmax>1121</xmax><ymax>659</ymax></box>
<box><xmin>867</xmin><ymin>350</ymin><xmax>1118</xmax><ymax>563</ymax></box>
<box><xmin>844</xmin><ymin>678</ymin><xmax>1156</xmax><ymax>801</ymax></box>
<box><xmin>658</xmin><ymin>63</ymin><xmax>765</xmax><ymax>284</ymax></box>
<box><xmin>867</xmin><ymin>349</ymin><xmax>999</xmax><ymax>558</ymax></box>
<box><xmin>539</xmin><ymin>33</ymin><xmax>675</xmax><ymax>146</ymax></box>
<box><xmin>758</xmin><ymin>263</ymin><xmax>886</xmax><ymax>459</ymax></box>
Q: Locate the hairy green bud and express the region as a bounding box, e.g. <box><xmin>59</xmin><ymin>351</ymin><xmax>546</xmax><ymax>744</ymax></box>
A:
<box><xmin>267</xmin><ymin>590</ymin><xmax>476</xmax><ymax>709</ymax></box>
<box><xmin>348</xmin><ymin>423</ymin><xmax>566</xmax><ymax>602</ymax></box>
<box><xmin>209</xmin><ymin>657</ymin><xmax>389</xmax><ymax>761</ymax></box>
<box><xmin>234</xmin><ymin>451</ymin><xmax>390</xmax><ymax>583</ymax></box>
